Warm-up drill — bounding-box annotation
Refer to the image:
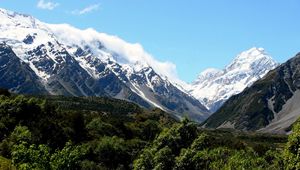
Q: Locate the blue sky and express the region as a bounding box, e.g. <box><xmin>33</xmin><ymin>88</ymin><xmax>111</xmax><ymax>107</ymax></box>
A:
<box><xmin>1</xmin><ymin>0</ymin><xmax>300</xmax><ymax>82</ymax></box>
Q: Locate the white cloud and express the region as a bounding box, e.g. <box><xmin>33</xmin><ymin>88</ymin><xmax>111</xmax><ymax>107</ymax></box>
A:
<box><xmin>71</xmin><ymin>4</ymin><xmax>100</xmax><ymax>15</ymax></box>
<box><xmin>37</xmin><ymin>0</ymin><xmax>59</xmax><ymax>10</ymax></box>
<box><xmin>46</xmin><ymin>23</ymin><xmax>181</xmax><ymax>84</ymax></box>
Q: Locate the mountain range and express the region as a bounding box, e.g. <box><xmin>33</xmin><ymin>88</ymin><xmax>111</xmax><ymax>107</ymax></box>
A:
<box><xmin>2</xmin><ymin>8</ymin><xmax>300</xmax><ymax>133</ymax></box>
<box><xmin>0</xmin><ymin>8</ymin><xmax>210</xmax><ymax>122</ymax></box>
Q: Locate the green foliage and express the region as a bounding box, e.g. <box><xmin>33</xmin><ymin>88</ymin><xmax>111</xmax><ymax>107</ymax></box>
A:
<box><xmin>50</xmin><ymin>141</ymin><xmax>84</xmax><ymax>170</ymax></box>
<box><xmin>90</xmin><ymin>136</ymin><xmax>129</xmax><ymax>169</ymax></box>
<box><xmin>134</xmin><ymin>119</ymin><xmax>286</xmax><ymax>170</ymax></box>
<box><xmin>174</xmin><ymin>148</ymin><xmax>196</xmax><ymax>170</ymax></box>
<box><xmin>153</xmin><ymin>146</ymin><xmax>174</xmax><ymax>170</ymax></box>
<box><xmin>10</xmin><ymin>126</ymin><xmax>32</xmax><ymax>144</ymax></box>
<box><xmin>0</xmin><ymin>93</ymin><xmax>174</xmax><ymax>169</ymax></box>
<box><xmin>190</xmin><ymin>133</ymin><xmax>213</xmax><ymax>150</ymax></box>
<box><xmin>134</xmin><ymin>120</ymin><xmax>198</xmax><ymax>170</ymax></box>
<box><xmin>264</xmin><ymin>150</ymin><xmax>284</xmax><ymax>170</ymax></box>
<box><xmin>224</xmin><ymin>149</ymin><xmax>268</xmax><ymax>170</ymax></box>
<box><xmin>0</xmin><ymin>126</ymin><xmax>32</xmax><ymax>158</ymax></box>
<box><xmin>11</xmin><ymin>142</ymin><xmax>50</xmax><ymax>170</ymax></box>
<box><xmin>0</xmin><ymin>92</ymin><xmax>297</xmax><ymax>170</ymax></box>
<box><xmin>9</xmin><ymin>126</ymin><xmax>50</xmax><ymax>170</ymax></box>
<box><xmin>133</xmin><ymin>148</ymin><xmax>154</xmax><ymax>170</ymax></box>
<box><xmin>86</xmin><ymin>118</ymin><xmax>119</xmax><ymax>138</ymax></box>
<box><xmin>153</xmin><ymin>120</ymin><xmax>198</xmax><ymax>153</ymax></box>
<box><xmin>284</xmin><ymin>121</ymin><xmax>300</xmax><ymax>170</ymax></box>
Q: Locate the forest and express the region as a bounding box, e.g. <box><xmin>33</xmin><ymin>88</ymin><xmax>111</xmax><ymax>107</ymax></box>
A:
<box><xmin>0</xmin><ymin>88</ymin><xmax>299</xmax><ymax>170</ymax></box>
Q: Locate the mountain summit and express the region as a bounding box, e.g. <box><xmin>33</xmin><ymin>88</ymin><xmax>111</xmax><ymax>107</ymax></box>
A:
<box><xmin>189</xmin><ymin>47</ymin><xmax>278</xmax><ymax>112</ymax></box>
<box><xmin>0</xmin><ymin>8</ymin><xmax>209</xmax><ymax>121</ymax></box>
<box><xmin>204</xmin><ymin>52</ymin><xmax>300</xmax><ymax>134</ymax></box>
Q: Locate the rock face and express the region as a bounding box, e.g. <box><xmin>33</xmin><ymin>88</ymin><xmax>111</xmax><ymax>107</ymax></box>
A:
<box><xmin>0</xmin><ymin>43</ymin><xmax>47</xmax><ymax>94</ymax></box>
<box><xmin>0</xmin><ymin>8</ymin><xmax>209</xmax><ymax>122</ymax></box>
<box><xmin>203</xmin><ymin>52</ymin><xmax>300</xmax><ymax>134</ymax></box>
<box><xmin>189</xmin><ymin>47</ymin><xmax>278</xmax><ymax>112</ymax></box>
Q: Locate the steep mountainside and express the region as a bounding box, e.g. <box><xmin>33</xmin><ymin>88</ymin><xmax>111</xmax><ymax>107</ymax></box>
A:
<box><xmin>0</xmin><ymin>8</ymin><xmax>209</xmax><ymax>121</ymax></box>
<box><xmin>190</xmin><ymin>47</ymin><xmax>278</xmax><ymax>112</ymax></box>
<box><xmin>203</xmin><ymin>52</ymin><xmax>300</xmax><ymax>134</ymax></box>
<box><xmin>0</xmin><ymin>43</ymin><xmax>47</xmax><ymax>94</ymax></box>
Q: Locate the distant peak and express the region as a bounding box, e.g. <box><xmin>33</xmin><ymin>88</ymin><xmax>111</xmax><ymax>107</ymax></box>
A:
<box><xmin>232</xmin><ymin>47</ymin><xmax>271</xmax><ymax>63</ymax></box>
<box><xmin>225</xmin><ymin>47</ymin><xmax>276</xmax><ymax>72</ymax></box>
<box><xmin>236</xmin><ymin>47</ymin><xmax>267</xmax><ymax>60</ymax></box>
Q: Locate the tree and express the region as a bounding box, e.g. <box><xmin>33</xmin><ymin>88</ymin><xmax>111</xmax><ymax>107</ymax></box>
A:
<box><xmin>224</xmin><ymin>149</ymin><xmax>268</xmax><ymax>170</ymax></box>
<box><xmin>50</xmin><ymin>141</ymin><xmax>84</xmax><ymax>170</ymax></box>
<box><xmin>284</xmin><ymin>122</ymin><xmax>300</xmax><ymax>169</ymax></box>
<box><xmin>10</xmin><ymin>126</ymin><xmax>50</xmax><ymax>170</ymax></box>
<box><xmin>0</xmin><ymin>126</ymin><xmax>32</xmax><ymax>158</ymax></box>
<box><xmin>86</xmin><ymin>118</ymin><xmax>118</xmax><ymax>138</ymax></box>
<box><xmin>134</xmin><ymin>120</ymin><xmax>198</xmax><ymax>170</ymax></box>
<box><xmin>153</xmin><ymin>146</ymin><xmax>174</xmax><ymax>170</ymax></box>
<box><xmin>11</xmin><ymin>142</ymin><xmax>50</xmax><ymax>170</ymax></box>
<box><xmin>91</xmin><ymin>136</ymin><xmax>130</xmax><ymax>169</ymax></box>
<box><xmin>133</xmin><ymin>148</ymin><xmax>154</xmax><ymax>170</ymax></box>
<box><xmin>174</xmin><ymin>149</ymin><xmax>196</xmax><ymax>170</ymax></box>
<box><xmin>9</xmin><ymin>126</ymin><xmax>32</xmax><ymax>144</ymax></box>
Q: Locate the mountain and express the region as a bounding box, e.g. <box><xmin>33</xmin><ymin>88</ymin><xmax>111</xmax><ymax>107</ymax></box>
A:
<box><xmin>203</xmin><ymin>52</ymin><xmax>300</xmax><ymax>134</ymax></box>
<box><xmin>0</xmin><ymin>8</ymin><xmax>209</xmax><ymax>122</ymax></box>
<box><xmin>189</xmin><ymin>47</ymin><xmax>278</xmax><ymax>112</ymax></box>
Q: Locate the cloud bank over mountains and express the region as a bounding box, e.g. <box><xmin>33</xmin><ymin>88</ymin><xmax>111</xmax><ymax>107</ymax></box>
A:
<box><xmin>48</xmin><ymin>23</ymin><xmax>180</xmax><ymax>83</ymax></box>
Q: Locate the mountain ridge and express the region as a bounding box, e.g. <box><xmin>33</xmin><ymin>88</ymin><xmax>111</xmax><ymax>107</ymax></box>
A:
<box><xmin>0</xmin><ymin>8</ymin><xmax>209</xmax><ymax>122</ymax></box>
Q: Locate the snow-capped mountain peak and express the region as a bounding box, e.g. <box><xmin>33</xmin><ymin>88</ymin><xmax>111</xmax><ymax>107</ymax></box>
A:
<box><xmin>234</xmin><ymin>47</ymin><xmax>266</xmax><ymax>60</ymax></box>
<box><xmin>225</xmin><ymin>47</ymin><xmax>272</xmax><ymax>72</ymax></box>
<box><xmin>190</xmin><ymin>47</ymin><xmax>278</xmax><ymax>112</ymax></box>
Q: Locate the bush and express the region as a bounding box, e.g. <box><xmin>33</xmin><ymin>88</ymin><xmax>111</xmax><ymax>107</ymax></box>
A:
<box><xmin>50</xmin><ymin>141</ymin><xmax>84</xmax><ymax>170</ymax></box>
<box><xmin>90</xmin><ymin>136</ymin><xmax>130</xmax><ymax>169</ymax></box>
<box><xmin>284</xmin><ymin>122</ymin><xmax>300</xmax><ymax>169</ymax></box>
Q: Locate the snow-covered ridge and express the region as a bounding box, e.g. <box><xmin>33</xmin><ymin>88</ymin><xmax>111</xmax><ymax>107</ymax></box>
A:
<box><xmin>0</xmin><ymin>8</ymin><xmax>179</xmax><ymax>83</ymax></box>
<box><xmin>0</xmin><ymin>7</ymin><xmax>188</xmax><ymax>93</ymax></box>
<box><xmin>0</xmin><ymin>7</ymin><xmax>209</xmax><ymax>121</ymax></box>
<box><xmin>189</xmin><ymin>47</ymin><xmax>278</xmax><ymax>112</ymax></box>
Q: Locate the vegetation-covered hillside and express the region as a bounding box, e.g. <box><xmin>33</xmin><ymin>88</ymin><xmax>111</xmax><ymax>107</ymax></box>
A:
<box><xmin>0</xmin><ymin>88</ymin><xmax>175</xmax><ymax>169</ymax></box>
<box><xmin>0</xmin><ymin>88</ymin><xmax>300</xmax><ymax>169</ymax></box>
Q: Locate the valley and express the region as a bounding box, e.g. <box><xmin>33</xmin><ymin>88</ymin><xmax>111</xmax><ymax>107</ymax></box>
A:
<box><xmin>0</xmin><ymin>6</ymin><xmax>300</xmax><ymax>170</ymax></box>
